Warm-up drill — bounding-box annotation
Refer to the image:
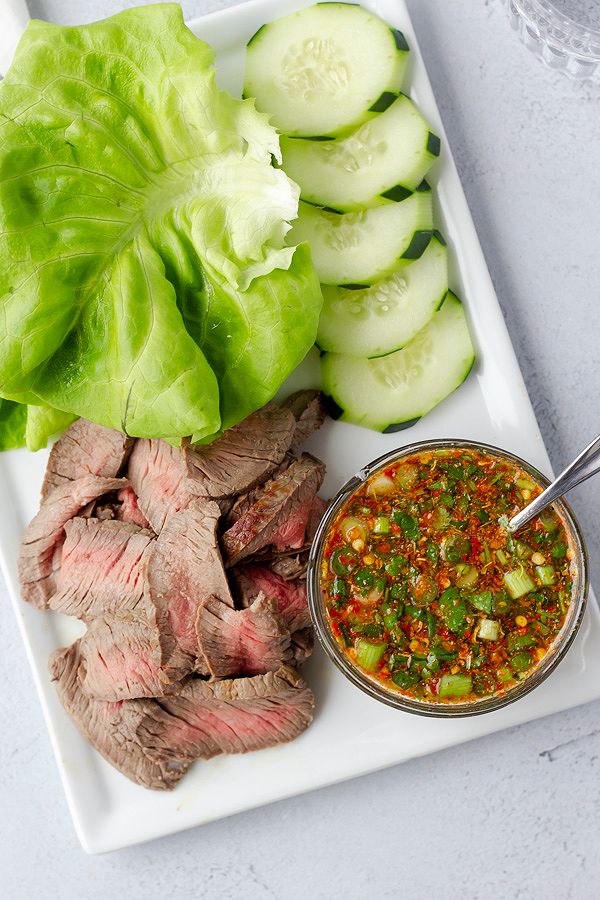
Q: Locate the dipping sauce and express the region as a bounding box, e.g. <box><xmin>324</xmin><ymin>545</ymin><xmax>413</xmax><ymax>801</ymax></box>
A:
<box><xmin>322</xmin><ymin>448</ymin><xmax>576</xmax><ymax>703</ymax></box>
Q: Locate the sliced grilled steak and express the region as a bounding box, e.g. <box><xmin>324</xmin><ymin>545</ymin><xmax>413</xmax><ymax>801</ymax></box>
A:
<box><xmin>223</xmin><ymin>393</ymin><xmax>326</xmax><ymax>529</ymax></box>
<box><xmin>233</xmin><ymin>564</ymin><xmax>311</xmax><ymax>633</ymax></box>
<box><xmin>230</xmin><ymin>493</ymin><xmax>325</xmax><ymax>556</ymax></box>
<box><xmin>138</xmin><ymin>667</ymin><xmax>314</xmax><ymax>762</ymax></box>
<box><xmin>127</xmin><ymin>439</ymin><xmax>190</xmax><ymax>533</ymax></box>
<box><xmin>147</xmin><ymin>500</ymin><xmax>233</xmax><ymax>664</ymax></box>
<box><xmin>116</xmin><ymin>486</ymin><xmax>150</xmax><ymax>529</ymax></box>
<box><xmin>269</xmin><ymin>552</ymin><xmax>309</xmax><ymax>582</ymax></box>
<box><xmin>291</xmin><ymin>628</ymin><xmax>314</xmax><ymax>666</ymax></box>
<box><xmin>224</xmin><ymin>454</ymin><xmax>292</xmax><ymax>529</ymax></box>
<box><xmin>77</xmin><ymin>610</ymin><xmax>177</xmax><ymax>701</ymax></box>
<box><xmin>281</xmin><ymin>390</ymin><xmax>327</xmax><ymax>452</ymax></box>
<box><xmin>49</xmin><ymin>518</ymin><xmax>155</xmax><ymax>620</ymax></box>
<box><xmin>270</xmin><ymin>493</ymin><xmax>327</xmax><ymax>553</ymax></box>
<box><xmin>19</xmin><ymin>476</ymin><xmax>127</xmax><ymax>609</ymax></box>
<box><xmin>26</xmin><ymin>403</ymin><xmax>326</xmax><ymax>791</ymax></box>
<box><xmin>184</xmin><ymin>403</ymin><xmax>297</xmax><ymax>500</ymax></box>
<box><xmin>196</xmin><ymin>593</ymin><xmax>291</xmax><ymax>679</ymax></box>
<box><xmin>50</xmin><ymin>643</ymin><xmax>190</xmax><ymax>791</ymax></box>
<box><xmin>306</xmin><ymin>495</ymin><xmax>328</xmax><ymax>542</ymax></box>
<box><xmin>128</xmin><ymin>404</ymin><xmax>298</xmax><ymax>533</ymax></box>
<box><xmin>221</xmin><ymin>454</ymin><xmax>325</xmax><ymax>566</ymax></box>
<box><xmin>42</xmin><ymin>419</ymin><xmax>133</xmax><ymax>500</ymax></box>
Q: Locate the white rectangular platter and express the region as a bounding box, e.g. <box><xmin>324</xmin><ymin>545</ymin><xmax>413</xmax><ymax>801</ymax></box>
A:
<box><xmin>2</xmin><ymin>0</ymin><xmax>600</xmax><ymax>855</ymax></box>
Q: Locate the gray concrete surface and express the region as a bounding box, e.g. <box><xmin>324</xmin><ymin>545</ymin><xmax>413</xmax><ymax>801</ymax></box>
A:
<box><xmin>2</xmin><ymin>0</ymin><xmax>600</xmax><ymax>897</ymax></box>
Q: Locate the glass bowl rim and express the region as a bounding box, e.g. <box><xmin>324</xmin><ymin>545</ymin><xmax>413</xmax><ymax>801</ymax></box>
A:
<box><xmin>510</xmin><ymin>0</ymin><xmax>600</xmax><ymax>55</ymax></box>
<box><xmin>307</xmin><ymin>438</ymin><xmax>589</xmax><ymax>719</ymax></box>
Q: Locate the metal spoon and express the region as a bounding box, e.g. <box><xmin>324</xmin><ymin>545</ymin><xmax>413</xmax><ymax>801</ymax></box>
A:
<box><xmin>508</xmin><ymin>433</ymin><xmax>600</xmax><ymax>533</ymax></box>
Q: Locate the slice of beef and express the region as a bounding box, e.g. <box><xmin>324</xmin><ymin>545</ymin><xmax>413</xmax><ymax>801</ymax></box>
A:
<box><xmin>49</xmin><ymin>518</ymin><xmax>155</xmax><ymax>621</ymax></box>
<box><xmin>127</xmin><ymin>439</ymin><xmax>191</xmax><ymax>534</ymax></box>
<box><xmin>223</xmin><ymin>394</ymin><xmax>326</xmax><ymax>529</ymax></box>
<box><xmin>116</xmin><ymin>486</ymin><xmax>150</xmax><ymax>529</ymax></box>
<box><xmin>127</xmin><ymin>403</ymin><xmax>298</xmax><ymax>534</ymax></box>
<box><xmin>229</xmin><ymin>492</ymin><xmax>326</xmax><ymax>556</ymax></box>
<box><xmin>223</xmin><ymin>454</ymin><xmax>293</xmax><ymax>529</ymax></box>
<box><xmin>305</xmin><ymin>495</ymin><xmax>328</xmax><ymax>542</ymax></box>
<box><xmin>269</xmin><ymin>552</ymin><xmax>309</xmax><ymax>582</ymax></box>
<box><xmin>19</xmin><ymin>476</ymin><xmax>128</xmax><ymax>609</ymax></box>
<box><xmin>281</xmin><ymin>390</ymin><xmax>327</xmax><ymax>452</ymax></box>
<box><xmin>42</xmin><ymin>420</ymin><xmax>133</xmax><ymax>500</ymax></box>
<box><xmin>292</xmin><ymin>628</ymin><xmax>314</xmax><ymax>666</ymax></box>
<box><xmin>183</xmin><ymin>403</ymin><xmax>297</xmax><ymax>500</ymax></box>
<box><xmin>233</xmin><ymin>564</ymin><xmax>311</xmax><ymax>633</ymax></box>
<box><xmin>138</xmin><ymin>667</ymin><xmax>314</xmax><ymax>762</ymax></box>
<box><xmin>53</xmin><ymin>645</ymin><xmax>313</xmax><ymax>785</ymax></box>
<box><xmin>270</xmin><ymin>493</ymin><xmax>327</xmax><ymax>553</ymax></box>
<box><xmin>147</xmin><ymin>500</ymin><xmax>233</xmax><ymax>664</ymax></box>
<box><xmin>224</xmin><ymin>490</ymin><xmax>255</xmax><ymax>530</ymax></box>
<box><xmin>232</xmin><ymin>566</ymin><xmax>314</xmax><ymax>665</ymax></box>
<box><xmin>50</xmin><ymin>644</ymin><xmax>190</xmax><ymax>791</ymax></box>
<box><xmin>77</xmin><ymin>610</ymin><xmax>177</xmax><ymax>701</ymax></box>
<box><xmin>248</xmin><ymin>495</ymin><xmax>326</xmax><ymax>568</ymax></box>
<box><xmin>221</xmin><ymin>454</ymin><xmax>325</xmax><ymax>566</ymax></box>
<box><xmin>196</xmin><ymin>593</ymin><xmax>291</xmax><ymax>679</ymax></box>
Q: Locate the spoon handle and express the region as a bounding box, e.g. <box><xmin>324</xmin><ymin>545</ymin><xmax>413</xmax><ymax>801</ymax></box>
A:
<box><xmin>508</xmin><ymin>432</ymin><xmax>600</xmax><ymax>533</ymax></box>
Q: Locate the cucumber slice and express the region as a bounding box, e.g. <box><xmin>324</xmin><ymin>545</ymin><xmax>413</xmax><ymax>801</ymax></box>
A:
<box><xmin>244</xmin><ymin>4</ymin><xmax>409</xmax><ymax>137</ymax></box>
<box><xmin>287</xmin><ymin>191</ymin><xmax>433</xmax><ymax>285</ymax></box>
<box><xmin>281</xmin><ymin>95</ymin><xmax>440</xmax><ymax>211</ymax></box>
<box><xmin>316</xmin><ymin>236</ymin><xmax>448</xmax><ymax>357</ymax></box>
<box><xmin>321</xmin><ymin>292</ymin><xmax>475</xmax><ymax>432</ymax></box>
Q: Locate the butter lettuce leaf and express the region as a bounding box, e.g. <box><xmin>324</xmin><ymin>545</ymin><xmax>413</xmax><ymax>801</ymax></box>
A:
<box><xmin>0</xmin><ymin>399</ymin><xmax>76</xmax><ymax>452</ymax></box>
<box><xmin>25</xmin><ymin>404</ymin><xmax>77</xmax><ymax>452</ymax></box>
<box><xmin>0</xmin><ymin>4</ymin><xmax>321</xmax><ymax>443</ymax></box>
<box><xmin>0</xmin><ymin>399</ymin><xmax>27</xmax><ymax>451</ymax></box>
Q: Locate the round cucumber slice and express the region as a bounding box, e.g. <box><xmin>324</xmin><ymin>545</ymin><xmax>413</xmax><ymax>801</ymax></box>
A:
<box><xmin>321</xmin><ymin>292</ymin><xmax>475</xmax><ymax>432</ymax></box>
<box><xmin>280</xmin><ymin>95</ymin><xmax>440</xmax><ymax>211</ymax></box>
<box><xmin>244</xmin><ymin>4</ymin><xmax>409</xmax><ymax>137</ymax></box>
<box><xmin>316</xmin><ymin>236</ymin><xmax>448</xmax><ymax>357</ymax></box>
<box><xmin>287</xmin><ymin>191</ymin><xmax>433</xmax><ymax>285</ymax></box>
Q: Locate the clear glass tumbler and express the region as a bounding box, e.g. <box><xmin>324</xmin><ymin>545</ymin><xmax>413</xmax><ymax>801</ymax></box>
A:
<box><xmin>507</xmin><ymin>0</ymin><xmax>600</xmax><ymax>82</ymax></box>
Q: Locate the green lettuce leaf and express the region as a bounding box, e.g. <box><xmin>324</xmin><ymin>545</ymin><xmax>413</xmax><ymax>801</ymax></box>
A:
<box><xmin>0</xmin><ymin>397</ymin><xmax>77</xmax><ymax>452</ymax></box>
<box><xmin>188</xmin><ymin>243</ymin><xmax>322</xmax><ymax>439</ymax></box>
<box><xmin>0</xmin><ymin>397</ymin><xmax>76</xmax><ymax>452</ymax></box>
<box><xmin>25</xmin><ymin>404</ymin><xmax>77</xmax><ymax>452</ymax></box>
<box><xmin>0</xmin><ymin>4</ymin><xmax>321</xmax><ymax>443</ymax></box>
<box><xmin>0</xmin><ymin>399</ymin><xmax>27</xmax><ymax>451</ymax></box>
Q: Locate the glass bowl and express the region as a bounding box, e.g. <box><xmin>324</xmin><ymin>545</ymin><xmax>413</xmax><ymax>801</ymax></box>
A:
<box><xmin>507</xmin><ymin>0</ymin><xmax>600</xmax><ymax>82</ymax></box>
<box><xmin>307</xmin><ymin>439</ymin><xmax>589</xmax><ymax>718</ymax></box>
